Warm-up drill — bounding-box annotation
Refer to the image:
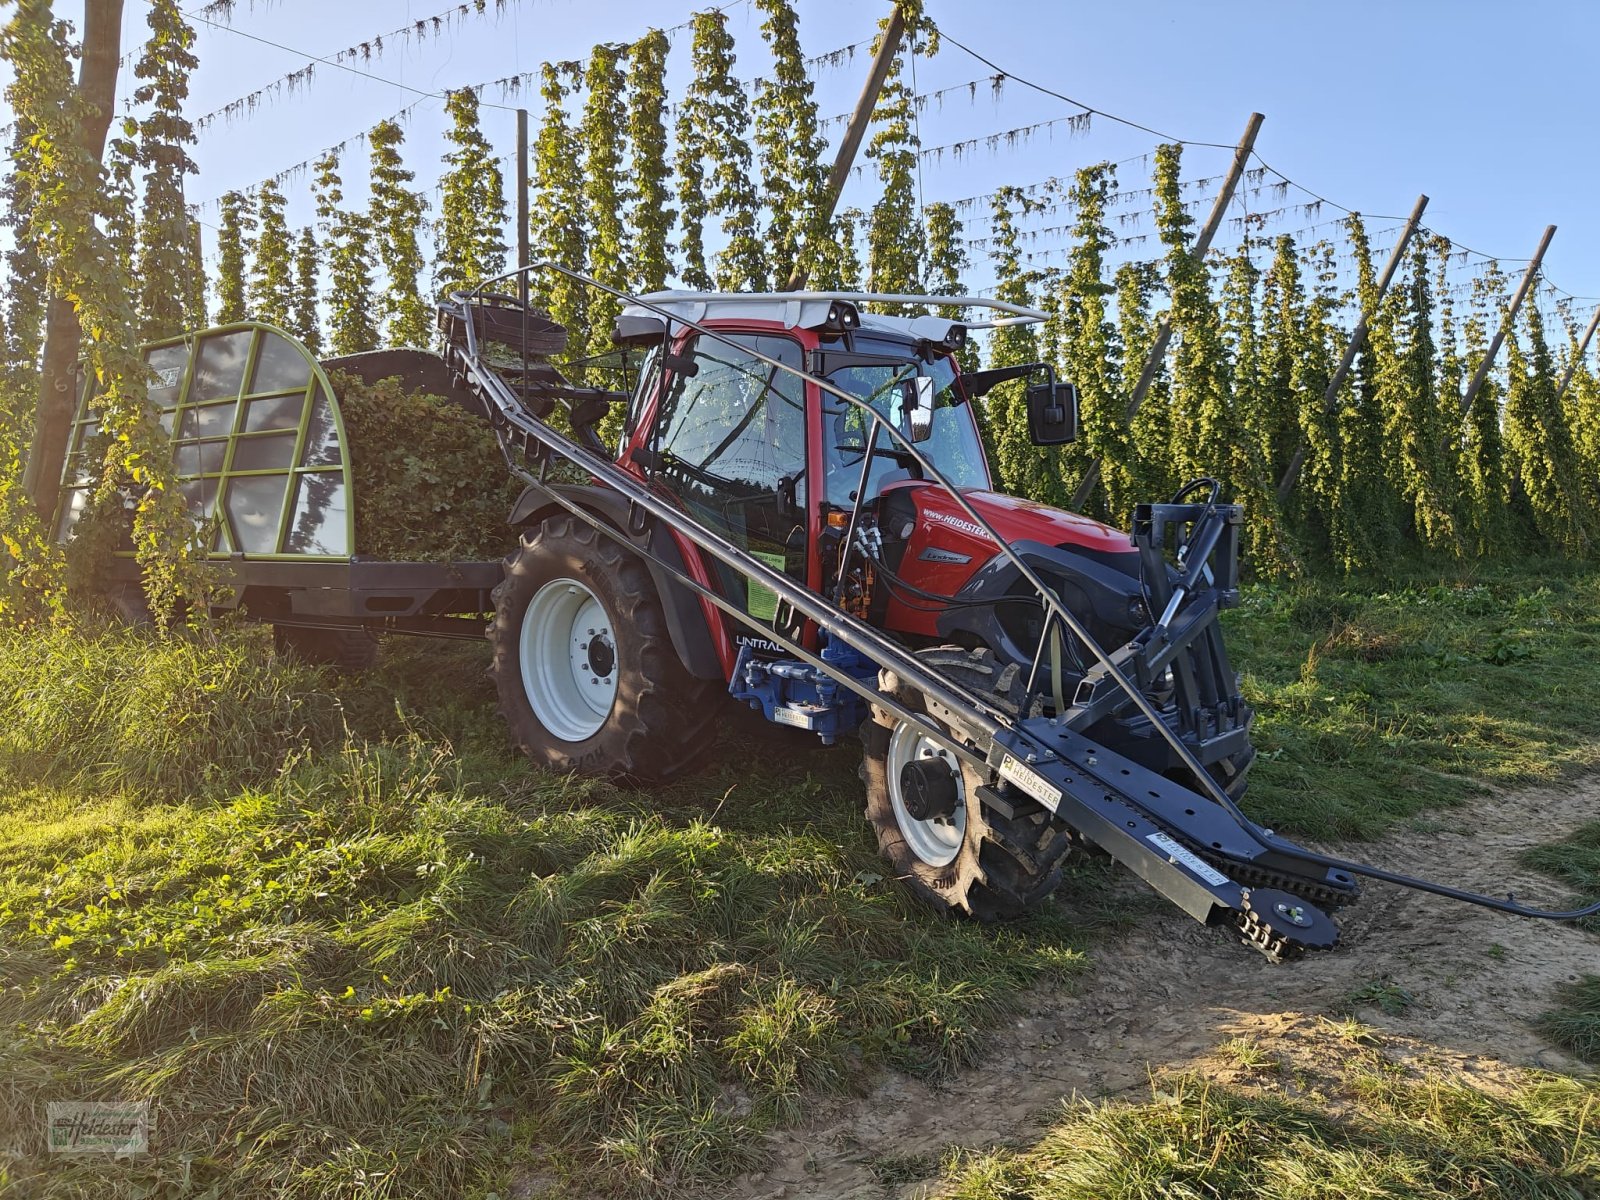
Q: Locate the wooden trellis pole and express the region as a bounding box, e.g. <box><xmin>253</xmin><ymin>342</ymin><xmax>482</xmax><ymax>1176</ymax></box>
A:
<box><xmin>1458</xmin><ymin>224</ymin><xmax>1556</xmax><ymax>416</ymax></box>
<box><xmin>1276</xmin><ymin>193</ymin><xmax>1429</xmax><ymax>503</ymax></box>
<box><xmin>1555</xmin><ymin>302</ymin><xmax>1600</xmax><ymax>402</ymax></box>
<box><xmin>1071</xmin><ymin>112</ymin><xmax>1265</xmax><ymax>511</ymax></box>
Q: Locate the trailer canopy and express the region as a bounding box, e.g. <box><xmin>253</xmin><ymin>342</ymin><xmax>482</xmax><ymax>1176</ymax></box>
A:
<box><xmin>56</xmin><ymin>323</ymin><xmax>354</xmax><ymax>560</ymax></box>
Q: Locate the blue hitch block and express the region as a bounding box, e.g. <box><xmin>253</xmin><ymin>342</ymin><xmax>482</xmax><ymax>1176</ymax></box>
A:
<box><xmin>729</xmin><ymin>635</ymin><xmax>876</xmax><ymax>745</ymax></box>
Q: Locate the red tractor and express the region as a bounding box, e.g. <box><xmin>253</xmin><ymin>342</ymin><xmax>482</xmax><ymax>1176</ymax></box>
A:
<box><xmin>452</xmin><ymin>283</ymin><xmax>1268</xmax><ymax>933</ymax></box>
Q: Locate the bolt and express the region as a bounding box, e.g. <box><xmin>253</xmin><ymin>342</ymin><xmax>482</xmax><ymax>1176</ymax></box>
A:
<box><xmin>591</xmin><ymin>678</ymin><xmax>599</xmax><ymax>685</ymax></box>
<box><xmin>1086</xmin><ymin>755</ymin><xmax>1098</xmax><ymax>766</ymax></box>
<box><xmin>1025</xmin><ymin>752</ymin><xmax>1038</xmax><ymax>764</ymax></box>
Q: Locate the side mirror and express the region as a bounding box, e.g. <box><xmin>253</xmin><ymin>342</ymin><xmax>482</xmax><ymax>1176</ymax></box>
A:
<box><xmin>904</xmin><ymin>375</ymin><xmax>936</xmax><ymax>443</ymax></box>
<box><xmin>1026</xmin><ymin>380</ymin><xmax>1078</xmax><ymax>445</ymax></box>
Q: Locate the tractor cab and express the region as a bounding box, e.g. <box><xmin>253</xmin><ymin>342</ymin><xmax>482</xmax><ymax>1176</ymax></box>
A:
<box><xmin>610</xmin><ymin>293</ymin><xmax>1098</xmax><ymax>665</ymax></box>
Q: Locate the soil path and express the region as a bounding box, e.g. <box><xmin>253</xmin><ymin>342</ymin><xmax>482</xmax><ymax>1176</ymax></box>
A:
<box><xmin>725</xmin><ymin>780</ymin><xmax>1600</xmax><ymax>1199</ymax></box>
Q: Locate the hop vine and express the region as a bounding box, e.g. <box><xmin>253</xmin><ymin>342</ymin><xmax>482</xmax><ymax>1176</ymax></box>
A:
<box><xmin>368</xmin><ymin>118</ymin><xmax>431</xmax><ymax>347</ymax></box>
<box><xmin>625</xmin><ymin>30</ymin><xmax>673</xmax><ymax>293</ymax></box>
<box><xmin>434</xmin><ymin>87</ymin><xmax>507</xmax><ymax>298</ymax></box>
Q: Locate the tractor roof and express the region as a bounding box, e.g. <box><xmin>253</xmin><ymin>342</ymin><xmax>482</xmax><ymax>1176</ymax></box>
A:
<box><xmin>620</xmin><ymin>290</ymin><xmax>1048</xmax><ymax>338</ymax></box>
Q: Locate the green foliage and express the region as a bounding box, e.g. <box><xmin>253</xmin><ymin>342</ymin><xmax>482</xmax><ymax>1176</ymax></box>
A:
<box><xmin>1332</xmin><ymin>216</ymin><xmax>1403</xmax><ymax>571</ymax></box>
<box><xmin>183</xmin><ymin>211</ymin><xmax>208</xmax><ymax>330</ymax></box>
<box><xmin>368</xmin><ymin>119</ymin><xmax>431</xmax><ymax>347</ymax></box>
<box><xmin>924</xmin><ymin>201</ymin><xmax>980</xmax><ymax>373</ymax></box>
<box><xmin>982</xmin><ymin>186</ymin><xmax>1044</xmax><ymax>497</ymax></box>
<box><xmin>434</xmin><ymin>87</ymin><xmax>508</xmax><ymax>299</ymax></box>
<box><xmin>2</xmin><ymin>118</ymin><xmax>45</xmax><ymax>383</ymax></box>
<box><xmin>332</xmin><ymin>371</ymin><xmax>522</xmax><ymax>562</ymax></box>
<box><xmin>103</xmin><ymin>125</ymin><xmax>139</xmax><ymax>287</ymax></box>
<box><xmin>1156</xmin><ymin>144</ymin><xmax>1287</xmax><ymax>571</ymax></box>
<box><xmin>1112</xmin><ymin>258</ymin><xmax>1172</xmax><ymax>507</ymax></box>
<box><xmin>248</xmin><ymin>178</ymin><xmax>294</xmax><ymax>329</ymax></box>
<box><xmin>753</xmin><ymin>0</ymin><xmax>829</xmax><ymax>287</ymax></box>
<box><xmin>215</xmin><ymin>189</ymin><xmax>254</xmax><ymax>324</ymax></box>
<box><xmin>132</xmin><ymin>0</ymin><xmax>200</xmax><ymax>342</ymax></box>
<box><xmin>1506</xmin><ymin>303</ymin><xmax>1592</xmax><ymax>554</ymax></box>
<box><xmin>864</xmin><ymin>3</ymin><xmax>937</xmax><ymax>297</ymax></box>
<box><xmin>1</xmin><ymin>0</ymin><xmax>203</xmax><ymax>623</ymax></box>
<box><xmin>1059</xmin><ymin>164</ymin><xmax>1122</xmax><ymax>518</ymax></box>
<box><xmin>1462</xmin><ymin>260</ymin><xmax>1513</xmax><ymax>553</ymax></box>
<box><xmin>676</xmin><ymin>12</ymin><xmax>765</xmax><ymax>292</ymax></box>
<box><xmin>578</xmin><ymin>43</ymin><xmax>632</xmax><ymax>358</ymax></box>
<box><xmin>625</xmin><ymin>30</ymin><xmax>674</xmax><ymax>293</ymax></box>
<box><xmin>810</xmin><ymin>207</ymin><xmax>865</xmax><ymax>291</ymax></box>
<box><xmin>1257</xmin><ymin>234</ymin><xmax>1305</xmax><ymax>489</ymax></box>
<box><xmin>1381</xmin><ymin>239</ymin><xmax>1461</xmax><ymax>551</ymax></box>
<box><xmin>290</xmin><ymin>225</ymin><xmax>322</xmax><ymax>352</ymax></box>
<box><xmin>313</xmin><ymin>151</ymin><xmax>380</xmax><ymax>356</ymax></box>
<box><xmin>531</xmin><ymin>62</ymin><xmax>588</xmax><ymax>349</ymax></box>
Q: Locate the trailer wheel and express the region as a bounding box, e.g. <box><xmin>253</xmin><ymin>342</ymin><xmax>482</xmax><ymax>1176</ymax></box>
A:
<box><xmin>863</xmin><ymin>647</ymin><xmax>1071</xmax><ymax>921</ymax></box>
<box><xmin>488</xmin><ymin>514</ymin><xmax>720</xmax><ymax>783</ymax></box>
<box><xmin>272</xmin><ymin>625</ymin><xmax>381</xmax><ymax>672</ymax></box>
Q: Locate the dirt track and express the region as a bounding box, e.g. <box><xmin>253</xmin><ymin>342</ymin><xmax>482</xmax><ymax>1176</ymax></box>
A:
<box><xmin>725</xmin><ymin>780</ymin><xmax>1600</xmax><ymax>1199</ymax></box>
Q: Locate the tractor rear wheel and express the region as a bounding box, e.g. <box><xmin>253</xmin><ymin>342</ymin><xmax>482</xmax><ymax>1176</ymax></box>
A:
<box><xmin>862</xmin><ymin>647</ymin><xmax>1072</xmax><ymax>921</ymax></box>
<box><xmin>488</xmin><ymin>514</ymin><xmax>721</xmax><ymax>783</ymax></box>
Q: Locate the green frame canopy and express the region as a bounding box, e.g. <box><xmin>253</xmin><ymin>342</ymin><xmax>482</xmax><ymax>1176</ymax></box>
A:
<box><xmin>56</xmin><ymin>322</ymin><xmax>356</xmax><ymax>560</ymax></box>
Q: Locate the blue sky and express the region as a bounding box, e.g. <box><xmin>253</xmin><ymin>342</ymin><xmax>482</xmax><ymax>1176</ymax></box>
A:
<box><xmin>22</xmin><ymin>1</ymin><xmax>1600</xmax><ymax>319</ymax></box>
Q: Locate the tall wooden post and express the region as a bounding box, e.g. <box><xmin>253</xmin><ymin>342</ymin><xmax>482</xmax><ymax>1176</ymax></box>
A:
<box><xmin>1555</xmin><ymin>302</ymin><xmax>1600</xmax><ymax>403</ymax></box>
<box><xmin>1276</xmin><ymin>193</ymin><xmax>1429</xmax><ymax>503</ymax></box>
<box><xmin>782</xmin><ymin>4</ymin><xmax>905</xmax><ymax>291</ymax></box>
<box><xmin>1070</xmin><ymin>112</ymin><xmax>1264</xmax><ymax>510</ymax></box>
<box><xmin>515</xmin><ymin>107</ymin><xmax>530</xmax><ymax>306</ymax></box>
<box><xmin>22</xmin><ymin>0</ymin><xmax>126</xmax><ymax>522</ymax></box>
<box><xmin>1459</xmin><ymin>224</ymin><xmax>1556</xmax><ymax>416</ymax></box>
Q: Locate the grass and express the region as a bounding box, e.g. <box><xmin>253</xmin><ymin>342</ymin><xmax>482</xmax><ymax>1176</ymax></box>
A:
<box><xmin>937</xmin><ymin>1068</ymin><xmax>1600</xmax><ymax>1199</ymax></box>
<box><xmin>6</xmin><ymin>561</ymin><xmax>1600</xmax><ymax>1196</ymax></box>
<box><xmin>0</xmin><ymin>623</ymin><xmax>1095</xmax><ymax>1197</ymax></box>
<box><xmin>1228</xmin><ymin>562</ymin><xmax>1600</xmax><ymax>838</ymax></box>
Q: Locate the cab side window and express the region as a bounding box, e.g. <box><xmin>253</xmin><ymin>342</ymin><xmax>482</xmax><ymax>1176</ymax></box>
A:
<box><xmin>651</xmin><ymin>333</ymin><xmax>807</xmax><ymax>622</ymax></box>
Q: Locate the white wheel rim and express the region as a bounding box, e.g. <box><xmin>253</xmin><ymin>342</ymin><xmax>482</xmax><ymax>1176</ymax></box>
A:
<box><xmin>519</xmin><ymin>577</ymin><xmax>618</xmax><ymax>743</ymax></box>
<box><xmin>887</xmin><ymin>720</ymin><xmax>966</xmax><ymax>867</ymax></box>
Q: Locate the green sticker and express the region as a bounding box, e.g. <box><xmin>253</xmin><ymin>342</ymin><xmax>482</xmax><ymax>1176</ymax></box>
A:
<box><xmin>745</xmin><ymin>549</ymin><xmax>790</xmax><ymax>624</ymax></box>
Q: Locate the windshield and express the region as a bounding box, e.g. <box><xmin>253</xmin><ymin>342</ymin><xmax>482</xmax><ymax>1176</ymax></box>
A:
<box><xmin>822</xmin><ymin>342</ymin><xmax>990</xmax><ymax>508</ymax></box>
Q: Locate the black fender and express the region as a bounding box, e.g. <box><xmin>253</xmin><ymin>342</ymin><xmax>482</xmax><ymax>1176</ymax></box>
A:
<box><xmin>936</xmin><ymin>539</ymin><xmax>1150</xmax><ymax>675</ymax></box>
<box><xmin>507</xmin><ymin>483</ymin><xmax>724</xmax><ymax>681</ymax></box>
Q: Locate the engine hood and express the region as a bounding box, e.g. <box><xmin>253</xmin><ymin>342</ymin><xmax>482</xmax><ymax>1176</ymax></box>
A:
<box><xmin>892</xmin><ymin>482</ymin><xmax>1133</xmax><ymax>557</ymax></box>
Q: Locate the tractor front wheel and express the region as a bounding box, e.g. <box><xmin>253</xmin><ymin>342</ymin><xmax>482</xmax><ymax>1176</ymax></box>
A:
<box><xmin>488</xmin><ymin>514</ymin><xmax>720</xmax><ymax>783</ymax></box>
<box><xmin>862</xmin><ymin>647</ymin><xmax>1072</xmax><ymax>921</ymax></box>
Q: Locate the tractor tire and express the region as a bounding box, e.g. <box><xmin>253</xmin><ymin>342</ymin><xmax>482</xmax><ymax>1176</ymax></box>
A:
<box><xmin>488</xmin><ymin>514</ymin><xmax>721</xmax><ymax>783</ymax></box>
<box><xmin>273</xmin><ymin>624</ymin><xmax>381</xmax><ymax>672</ymax></box>
<box><xmin>862</xmin><ymin>646</ymin><xmax>1073</xmax><ymax>921</ymax></box>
